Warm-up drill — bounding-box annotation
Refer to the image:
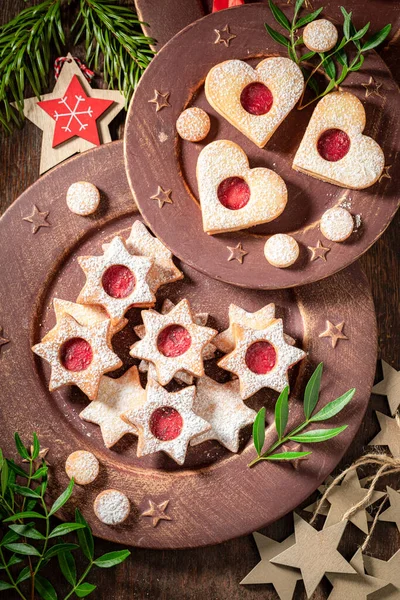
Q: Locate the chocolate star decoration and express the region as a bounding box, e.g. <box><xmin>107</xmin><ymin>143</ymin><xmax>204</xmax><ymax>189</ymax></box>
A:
<box><xmin>379</xmin><ymin>165</ymin><xmax>392</xmax><ymax>182</ymax></box>
<box><xmin>379</xmin><ymin>487</ymin><xmax>400</xmax><ymax>532</ymax></box>
<box><xmin>363</xmin><ymin>549</ymin><xmax>400</xmax><ymax>600</ymax></box>
<box><xmin>141</xmin><ymin>499</ymin><xmax>171</xmax><ymax>527</ymax></box>
<box><xmin>271</xmin><ymin>514</ymin><xmax>354</xmax><ymax>598</ymax></box>
<box><xmin>372</xmin><ymin>360</ymin><xmax>400</xmax><ymax>416</ymax></box>
<box><xmin>368</xmin><ymin>411</ymin><xmax>400</xmax><ymax>458</ymax></box>
<box><xmin>23</xmin><ymin>205</ymin><xmax>50</xmax><ymax>234</ymax></box>
<box><xmin>0</xmin><ymin>328</ymin><xmax>10</xmax><ymax>355</ymax></box>
<box><xmin>148</xmin><ymin>90</ymin><xmax>170</xmax><ymax>112</ymax></box>
<box><xmin>362</xmin><ymin>76</ymin><xmax>383</xmax><ymax>98</ymax></box>
<box><xmin>240</xmin><ymin>533</ymin><xmax>302</xmax><ymax>600</ymax></box>
<box><xmin>327</xmin><ymin>549</ymin><xmax>389</xmax><ymax>600</ymax></box>
<box><xmin>308</xmin><ymin>240</ymin><xmax>330</xmax><ymax>262</ymax></box>
<box><xmin>227</xmin><ymin>242</ymin><xmax>248</xmax><ymax>263</ymax></box>
<box><xmin>214</xmin><ymin>25</ymin><xmax>236</xmax><ymax>47</ymax></box>
<box><xmin>319</xmin><ymin>320</ymin><xmax>348</xmax><ymax>348</ymax></box>
<box><xmin>281</xmin><ymin>443</ymin><xmax>309</xmax><ymax>470</ymax></box>
<box><xmin>151</xmin><ymin>186</ymin><xmax>173</xmax><ymax>208</ymax></box>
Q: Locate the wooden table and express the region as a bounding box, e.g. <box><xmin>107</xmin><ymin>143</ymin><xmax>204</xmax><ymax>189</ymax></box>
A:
<box><xmin>1</xmin><ymin>1</ymin><xmax>399</xmax><ymax>598</ymax></box>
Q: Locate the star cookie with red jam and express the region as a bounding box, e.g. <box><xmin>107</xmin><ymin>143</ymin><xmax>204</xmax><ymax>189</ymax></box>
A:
<box><xmin>77</xmin><ymin>236</ymin><xmax>155</xmax><ymax>325</ymax></box>
<box><xmin>218</xmin><ymin>320</ymin><xmax>306</xmax><ymax>399</ymax></box>
<box><xmin>191</xmin><ymin>376</ymin><xmax>257</xmax><ymax>452</ymax></box>
<box><xmin>32</xmin><ymin>313</ymin><xmax>122</xmax><ymax>400</ymax></box>
<box><xmin>121</xmin><ymin>379</ymin><xmax>210</xmax><ymax>465</ymax></box>
<box><xmin>80</xmin><ymin>366</ymin><xmax>146</xmax><ymax>448</ymax></box>
<box><xmin>130</xmin><ymin>299</ymin><xmax>217</xmax><ymax>386</ymax></box>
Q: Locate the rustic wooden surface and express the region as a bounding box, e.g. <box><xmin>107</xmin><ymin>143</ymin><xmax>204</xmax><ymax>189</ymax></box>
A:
<box><xmin>0</xmin><ymin>1</ymin><xmax>399</xmax><ymax>599</ymax></box>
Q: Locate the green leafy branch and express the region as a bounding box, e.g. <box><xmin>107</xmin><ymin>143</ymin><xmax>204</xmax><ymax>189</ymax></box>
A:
<box><xmin>264</xmin><ymin>0</ymin><xmax>391</xmax><ymax>109</ymax></box>
<box><xmin>249</xmin><ymin>363</ymin><xmax>356</xmax><ymax>468</ymax></box>
<box><xmin>0</xmin><ymin>433</ymin><xmax>130</xmax><ymax>599</ymax></box>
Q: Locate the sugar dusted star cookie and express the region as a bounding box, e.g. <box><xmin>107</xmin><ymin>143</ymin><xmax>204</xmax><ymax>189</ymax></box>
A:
<box><xmin>191</xmin><ymin>376</ymin><xmax>257</xmax><ymax>452</ymax></box>
<box><xmin>32</xmin><ymin>313</ymin><xmax>122</xmax><ymax>400</ymax></box>
<box><xmin>218</xmin><ymin>320</ymin><xmax>306</xmax><ymax>399</ymax></box>
<box><xmin>80</xmin><ymin>366</ymin><xmax>146</xmax><ymax>448</ymax></box>
<box><xmin>77</xmin><ymin>236</ymin><xmax>155</xmax><ymax>325</ymax></box>
<box><xmin>121</xmin><ymin>379</ymin><xmax>210</xmax><ymax>465</ymax></box>
<box><xmin>130</xmin><ymin>299</ymin><xmax>217</xmax><ymax>386</ymax></box>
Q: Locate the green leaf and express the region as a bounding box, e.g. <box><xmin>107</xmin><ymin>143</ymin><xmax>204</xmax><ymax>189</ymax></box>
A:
<box><xmin>259</xmin><ymin>451</ymin><xmax>312</xmax><ymax>461</ymax></box>
<box><xmin>16</xmin><ymin>566</ymin><xmax>31</xmax><ymax>584</ymax></box>
<box><xmin>75</xmin><ymin>583</ymin><xmax>96</xmax><ymax>598</ymax></box>
<box><xmin>340</xmin><ymin>7</ymin><xmax>352</xmax><ymax>41</ymax></box>
<box><xmin>308</xmin><ymin>75</ymin><xmax>319</xmax><ymax>95</ymax></box>
<box><xmin>295</xmin><ymin>7</ymin><xmax>323</xmax><ymax>29</ymax></box>
<box><xmin>350</xmin><ymin>55</ymin><xmax>364</xmax><ymax>71</ymax></box>
<box><xmin>289</xmin><ymin>425</ymin><xmax>348</xmax><ymax>443</ymax></box>
<box><xmin>49</xmin><ymin>523</ymin><xmax>86</xmax><ymax>538</ymax></box>
<box><xmin>58</xmin><ymin>551</ymin><xmax>77</xmax><ymax>586</ymax></box>
<box><xmin>44</xmin><ymin>543</ymin><xmax>79</xmax><ymax>560</ymax></box>
<box><xmin>32</xmin><ymin>433</ymin><xmax>40</xmax><ymax>460</ymax></box>
<box><xmin>34</xmin><ymin>574</ymin><xmax>57</xmax><ymax>600</ymax></box>
<box><xmin>322</xmin><ymin>55</ymin><xmax>336</xmax><ymax>80</ymax></box>
<box><xmin>324</xmin><ymin>78</ymin><xmax>337</xmax><ymax>94</ymax></box>
<box><xmin>361</xmin><ymin>24</ymin><xmax>391</xmax><ymax>51</ymax></box>
<box><xmin>1</xmin><ymin>458</ymin><xmax>8</xmax><ymax>496</ymax></box>
<box><xmin>5</xmin><ymin>555</ymin><xmax>22</xmax><ymax>568</ymax></box>
<box><xmin>4</xmin><ymin>542</ymin><xmax>41</xmax><ymax>556</ymax></box>
<box><xmin>93</xmin><ymin>550</ymin><xmax>131</xmax><ymax>568</ymax></box>
<box><xmin>31</xmin><ymin>466</ymin><xmax>48</xmax><ymax>480</ymax></box>
<box><xmin>299</xmin><ymin>51</ymin><xmax>316</xmax><ymax>62</ymax></box>
<box><xmin>252</xmin><ymin>407</ymin><xmax>266</xmax><ymax>456</ymax></box>
<box><xmin>7</xmin><ymin>461</ymin><xmax>28</xmax><ymax>478</ymax></box>
<box><xmin>269</xmin><ymin>0</ymin><xmax>291</xmax><ymax>32</ymax></box>
<box><xmin>274</xmin><ymin>386</ymin><xmax>289</xmax><ymax>440</ymax></box>
<box><xmin>11</xmin><ymin>484</ymin><xmax>41</xmax><ymax>498</ymax></box>
<box><xmin>14</xmin><ymin>433</ymin><xmax>30</xmax><ymax>460</ymax></box>
<box><xmin>9</xmin><ymin>523</ymin><xmax>45</xmax><ymax>540</ymax></box>
<box><xmin>0</xmin><ymin>530</ymin><xmax>19</xmax><ymax>546</ymax></box>
<box><xmin>310</xmin><ymin>388</ymin><xmax>355</xmax><ymax>422</ymax></box>
<box><xmin>0</xmin><ymin>581</ymin><xmax>13</xmax><ymax>591</ymax></box>
<box><xmin>75</xmin><ymin>509</ymin><xmax>94</xmax><ymax>561</ymax></box>
<box><xmin>0</xmin><ymin>449</ymin><xmax>3</xmax><ymax>471</ymax></box>
<box><xmin>295</xmin><ymin>0</ymin><xmax>305</xmax><ymax>13</ymax></box>
<box><xmin>264</xmin><ymin>23</ymin><xmax>290</xmax><ymax>48</ymax></box>
<box><xmin>49</xmin><ymin>478</ymin><xmax>74</xmax><ymax>516</ymax></box>
<box><xmin>352</xmin><ymin>22</ymin><xmax>370</xmax><ymax>41</ymax></box>
<box><xmin>336</xmin><ymin>65</ymin><xmax>349</xmax><ymax>85</ymax></box>
<box><xmin>304</xmin><ymin>363</ymin><xmax>323</xmax><ymax>419</ymax></box>
<box><xmin>4</xmin><ymin>511</ymin><xmax>45</xmax><ymax>522</ymax></box>
<box><xmin>335</xmin><ymin>47</ymin><xmax>348</xmax><ymax>67</ymax></box>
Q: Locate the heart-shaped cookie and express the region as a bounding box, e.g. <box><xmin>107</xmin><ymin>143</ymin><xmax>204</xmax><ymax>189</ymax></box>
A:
<box><xmin>293</xmin><ymin>92</ymin><xmax>385</xmax><ymax>189</ymax></box>
<box><xmin>205</xmin><ymin>58</ymin><xmax>304</xmax><ymax>148</ymax></box>
<box><xmin>196</xmin><ymin>140</ymin><xmax>287</xmax><ymax>235</ymax></box>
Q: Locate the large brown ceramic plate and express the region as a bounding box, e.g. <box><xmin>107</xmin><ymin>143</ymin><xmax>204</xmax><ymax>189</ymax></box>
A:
<box><xmin>125</xmin><ymin>4</ymin><xmax>399</xmax><ymax>290</ymax></box>
<box><xmin>0</xmin><ymin>142</ymin><xmax>377</xmax><ymax>548</ymax></box>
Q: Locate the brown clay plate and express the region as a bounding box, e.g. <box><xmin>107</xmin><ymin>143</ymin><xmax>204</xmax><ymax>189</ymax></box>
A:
<box><xmin>124</xmin><ymin>3</ymin><xmax>399</xmax><ymax>290</ymax></box>
<box><xmin>0</xmin><ymin>141</ymin><xmax>377</xmax><ymax>548</ymax></box>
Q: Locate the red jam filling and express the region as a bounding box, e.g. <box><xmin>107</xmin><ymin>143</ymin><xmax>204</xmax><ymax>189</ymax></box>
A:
<box><xmin>240</xmin><ymin>82</ymin><xmax>273</xmax><ymax>115</ymax></box>
<box><xmin>60</xmin><ymin>338</ymin><xmax>93</xmax><ymax>372</ymax></box>
<box><xmin>157</xmin><ymin>325</ymin><xmax>192</xmax><ymax>357</ymax></box>
<box><xmin>317</xmin><ymin>129</ymin><xmax>350</xmax><ymax>162</ymax></box>
<box><xmin>102</xmin><ymin>265</ymin><xmax>135</xmax><ymax>299</ymax></box>
<box><xmin>245</xmin><ymin>341</ymin><xmax>277</xmax><ymax>375</ymax></box>
<box><xmin>150</xmin><ymin>406</ymin><xmax>183</xmax><ymax>441</ymax></box>
<box><xmin>217</xmin><ymin>177</ymin><xmax>250</xmax><ymax>210</ymax></box>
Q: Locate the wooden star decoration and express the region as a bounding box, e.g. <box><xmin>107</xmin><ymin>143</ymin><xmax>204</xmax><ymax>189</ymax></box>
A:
<box><xmin>287</xmin><ymin>0</ymin><xmax>313</xmax><ymax>8</ymax></box>
<box><xmin>327</xmin><ymin>549</ymin><xmax>389</xmax><ymax>600</ymax></box>
<box><xmin>319</xmin><ymin>320</ymin><xmax>348</xmax><ymax>348</ymax></box>
<box><xmin>22</xmin><ymin>447</ymin><xmax>50</xmax><ymax>470</ymax></box>
<box><xmin>372</xmin><ymin>360</ymin><xmax>400</xmax><ymax>416</ymax></box>
<box><xmin>303</xmin><ymin>476</ymin><xmax>335</xmax><ymax>516</ymax></box>
<box><xmin>323</xmin><ymin>470</ymin><xmax>385</xmax><ymax>534</ymax></box>
<box><xmin>364</xmin><ymin>549</ymin><xmax>400</xmax><ymax>600</ymax></box>
<box><xmin>141</xmin><ymin>499</ymin><xmax>171</xmax><ymax>527</ymax></box>
<box><xmin>23</xmin><ymin>205</ymin><xmax>50</xmax><ymax>234</ymax></box>
<box><xmin>0</xmin><ymin>328</ymin><xmax>10</xmax><ymax>355</ymax></box>
<box><xmin>368</xmin><ymin>411</ymin><xmax>400</xmax><ymax>458</ymax></box>
<box><xmin>214</xmin><ymin>25</ymin><xmax>236</xmax><ymax>47</ymax></box>
<box><xmin>379</xmin><ymin>487</ymin><xmax>400</xmax><ymax>532</ymax></box>
<box><xmin>281</xmin><ymin>443</ymin><xmax>310</xmax><ymax>470</ymax></box>
<box><xmin>240</xmin><ymin>533</ymin><xmax>302</xmax><ymax>600</ymax></box>
<box><xmin>379</xmin><ymin>165</ymin><xmax>392</xmax><ymax>182</ymax></box>
<box><xmin>271</xmin><ymin>514</ymin><xmax>355</xmax><ymax>598</ymax></box>
<box><xmin>22</xmin><ymin>54</ymin><xmax>125</xmax><ymax>174</ymax></box>
<box><xmin>227</xmin><ymin>242</ymin><xmax>248</xmax><ymax>263</ymax></box>
<box><xmin>148</xmin><ymin>90</ymin><xmax>170</xmax><ymax>112</ymax></box>
<box><xmin>362</xmin><ymin>76</ymin><xmax>383</xmax><ymax>98</ymax></box>
<box><xmin>308</xmin><ymin>240</ymin><xmax>330</xmax><ymax>262</ymax></box>
<box><xmin>151</xmin><ymin>186</ymin><xmax>173</xmax><ymax>208</ymax></box>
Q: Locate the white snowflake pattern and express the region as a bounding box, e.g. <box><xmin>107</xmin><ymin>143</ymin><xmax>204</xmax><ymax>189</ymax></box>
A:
<box><xmin>54</xmin><ymin>95</ymin><xmax>94</xmax><ymax>132</ymax></box>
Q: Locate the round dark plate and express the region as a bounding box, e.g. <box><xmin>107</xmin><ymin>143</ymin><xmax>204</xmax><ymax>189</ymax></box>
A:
<box><xmin>125</xmin><ymin>4</ymin><xmax>399</xmax><ymax>290</ymax></box>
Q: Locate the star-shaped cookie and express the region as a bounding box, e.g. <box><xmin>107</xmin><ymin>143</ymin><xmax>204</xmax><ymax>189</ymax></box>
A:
<box><xmin>191</xmin><ymin>376</ymin><xmax>256</xmax><ymax>452</ymax></box>
<box><xmin>141</xmin><ymin>499</ymin><xmax>171</xmax><ymax>527</ymax></box>
<box><xmin>130</xmin><ymin>299</ymin><xmax>217</xmax><ymax>386</ymax></box>
<box><xmin>80</xmin><ymin>366</ymin><xmax>146</xmax><ymax>448</ymax></box>
<box><xmin>121</xmin><ymin>379</ymin><xmax>210</xmax><ymax>465</ymax></box>
<box><xmin>218</xmin><ymin>320</ymin><xmax>306</xmax><ymax>399</ymax></box>
<box><xmin>77</xmin><ymin>236</ymin><xmax>155</xmax><ymax>325</ymax></box>
<box><xmin>32</xmin><ymin>313</ymin><xmax>122</xmax><ymax>400</ymax></box>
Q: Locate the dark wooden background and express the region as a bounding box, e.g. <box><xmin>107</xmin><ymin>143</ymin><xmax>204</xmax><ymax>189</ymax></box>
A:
<box><xmin>0</xmin><ymin>1</ymin><xmax>399</xmax><ymax>598</ymax></box>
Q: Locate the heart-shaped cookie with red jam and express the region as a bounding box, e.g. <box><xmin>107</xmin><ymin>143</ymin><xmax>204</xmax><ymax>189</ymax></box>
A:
<box><xmin>293</xmin><ymin>92</ymin><xmax>385</xmax><ymax>189</ymax></box>
<box><xmin>205</xmin><ymin>58</ymin><xmax>304</xmax><ymax>148</ymax></box>
<box><xmin>196</xmin><ymin>140</ymin><xmax>287</xmax><ymax>235</ymax></box>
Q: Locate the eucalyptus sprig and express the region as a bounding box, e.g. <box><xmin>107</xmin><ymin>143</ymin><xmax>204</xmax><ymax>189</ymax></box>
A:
<box><xmin>249</xmin><ymin>363</ymin><xmax>356</xmax><ymax>468</ymax></box>
<box><xmin>0</xmin><ymin>433</ymin><xmax>130</xmax><ymax>599</ymax></box>
<box><xmin>264</xmin><ymin>0</ymin><xmax>391</xmax><ymax>109</ymax></box>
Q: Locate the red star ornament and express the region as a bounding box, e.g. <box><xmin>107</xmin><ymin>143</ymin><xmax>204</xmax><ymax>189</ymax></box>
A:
<box><xmin>38</xmin><ymin>75</ymin><xmax>114</xmax><ymax>147</ymax></box>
